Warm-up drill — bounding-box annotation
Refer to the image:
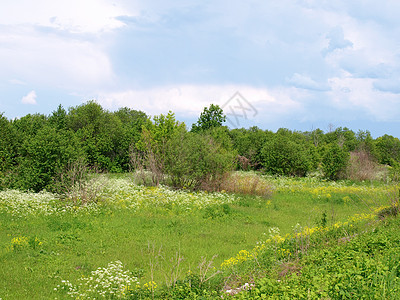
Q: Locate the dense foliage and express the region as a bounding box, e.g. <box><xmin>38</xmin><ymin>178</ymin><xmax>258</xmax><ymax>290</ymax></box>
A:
<box><xmin>1</xmin><ymin>101</ymin><xmax>400</xmax><ymax>192</ymax></box>
<box><xmin>260</xmin><ymin>130</ymin><xmax>315</xmax><ymax>176</ymax></box>
<box><xmin>191</xmin><ymin>104</ymin><xmax>226</xmax><ymax>132</ymax></box>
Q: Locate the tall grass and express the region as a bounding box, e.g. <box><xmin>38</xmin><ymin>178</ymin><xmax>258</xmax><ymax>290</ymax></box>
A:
<box><xmin>220</xmin><ymin>172</ymin><xmax>273</xmax><ymax>198</ymax></box>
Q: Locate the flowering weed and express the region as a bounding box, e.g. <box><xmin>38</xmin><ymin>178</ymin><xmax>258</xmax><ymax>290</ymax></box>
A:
<box><xmin>57</xmin><ymin>260</ymin><xmax>140</xmax><ymax>299</ymax></box>
<box><xmin>10</xmin><ymin>236</ymin><xmax>29</xmax><ymax>251</ymax></box>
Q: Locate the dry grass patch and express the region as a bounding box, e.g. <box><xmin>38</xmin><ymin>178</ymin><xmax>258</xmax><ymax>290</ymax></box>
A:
<box><xmin>346</xmin><ymin>150</ymin><xmax>386</xmax><ymax>181</ymax></box>
<box><xmin>221</xmin><ymin>172</ymin><xmax>273</xmax><ymax>198</ymax></box>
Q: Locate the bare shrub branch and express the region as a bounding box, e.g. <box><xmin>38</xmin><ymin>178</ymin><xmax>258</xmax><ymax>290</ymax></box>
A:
<box><xmin>346</xmin><ymin>150</ymin><xmax>384</xmax><ymax>181</ymax></box>
<box><xmin>54</xmin><ymin>159</ymin><xmax>105</xmax><ymax>205</ymax></box>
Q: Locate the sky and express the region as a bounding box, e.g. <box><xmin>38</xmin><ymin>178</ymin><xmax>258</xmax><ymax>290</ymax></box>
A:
<box><xmin>1</xmin><ymin>1</ymin><xmax>400</xmax><ymax>138</ymax></box>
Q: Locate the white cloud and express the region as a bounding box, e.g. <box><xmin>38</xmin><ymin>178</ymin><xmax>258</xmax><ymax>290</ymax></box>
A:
<box><xmin>97</xmin><ymin>84</ymin><xmax>302</xmax><ymax>122</ymax></box>
<box><xmin>21</xmin><ymin>90</ymin><xmax>37</xmax><ymax>105</ymax></box>
<box><xmin>374</xmin><ymin>79</ymin><xmax>400</xmax><ymax>94</ymax></box>
<box><xmin>328</xmin><ymin>77</ymin><xmax>400</xmax><ymax>121</ymax></box>
<box><xmin>0</xmin><ymin>0</ymin><xmax>130</xmax><ymax>34</ymax></box>
<box><xmin>9</xmin><ymin>79</ymin><xmax>26</xmax><ymax>85</ymax></box>
<box><xmin>2</xmin><ymin>0</ymin><xmax>400</xmax><ymax>132</ymax></box>
<box><xmin>323</xmin><ymin>26</ymin><xmax>353</xmax><ymax>55</ymax></box>
<box><xmin>0</xmin><ymin>0</ymin><xmax>137</xmax><ymax>92</ymax></box>
<box><xmin>0</xmin><ymin>26</ymin><xmax>115</xmax><ymax>91</ymax></box>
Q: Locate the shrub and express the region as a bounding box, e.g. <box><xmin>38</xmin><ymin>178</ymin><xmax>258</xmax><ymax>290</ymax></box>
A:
<box><xmin>54</xmin><ymin>160</ymin><xmax>106</xmax><ymax>205</ymax></box>
<box><xmin>164</xmin><ymin>132</ymin><xmax>235</xmax><ymax>191</ymax></box>
<box><xmin>132</xmin><ymin>128</ymin><xmax>235</xmax><ymax>191</ymax></box>
<box><xmin>261</xmin><ymin>136</ymin><xmax>313</xmax><ymax>177</ymax></box>
<box><xmin>15</xmin><ymin>127</ymin><xmax>85</xmax><ymax>192</ymax></box>
<box><xmin>321</xmin><ymin>144</ymin><xmax>349</xmax><ymax>180</ymax></box>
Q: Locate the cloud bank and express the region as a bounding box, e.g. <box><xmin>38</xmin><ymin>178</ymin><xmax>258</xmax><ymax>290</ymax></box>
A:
<box><xmin>0</xmin><ymin>0</ymin><xmax>399</xmax><ymax>136</ymax></box>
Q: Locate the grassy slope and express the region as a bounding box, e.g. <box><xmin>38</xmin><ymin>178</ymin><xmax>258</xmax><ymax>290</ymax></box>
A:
<box><xmin>237</xmin><ymin>215</ymin><xmax>400</xmax><ymax>299</ymax></box>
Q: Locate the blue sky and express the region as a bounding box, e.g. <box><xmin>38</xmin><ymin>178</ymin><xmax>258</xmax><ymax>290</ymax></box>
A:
<box><xmin>1</xmin><ymin>0</ymin><xmax>400</xmax><ymax>138</ymax></box>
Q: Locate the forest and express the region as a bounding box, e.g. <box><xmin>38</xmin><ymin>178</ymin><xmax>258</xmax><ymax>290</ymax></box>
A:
<box><xmin>1</xmin><ymin>100</ymin><xmax>400</xmax><ymax>193</ymax></box>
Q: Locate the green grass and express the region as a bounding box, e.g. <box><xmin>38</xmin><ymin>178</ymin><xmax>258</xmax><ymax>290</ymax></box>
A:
<box><xmin>237</xmin><ymin>215</ymin><xmax>400</xmax><ymax>299</ymax></box>
<box><xmin>0</xmin><ymin>174</ymin><xmax>397</xmax><ymax>299</ymax></box>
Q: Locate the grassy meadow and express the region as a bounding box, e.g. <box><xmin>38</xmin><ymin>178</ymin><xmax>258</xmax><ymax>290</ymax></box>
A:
<box><xmin>0</xmin><ymin>172</ymin><xmax>399</xmax><ymax>299</ymax></box>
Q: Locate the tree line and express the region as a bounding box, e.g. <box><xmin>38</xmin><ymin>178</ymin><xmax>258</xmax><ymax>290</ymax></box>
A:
<box><xmin>1</xmin><ymin>101</ymin><xmax>400</xmax><ymax>192</ymax></box>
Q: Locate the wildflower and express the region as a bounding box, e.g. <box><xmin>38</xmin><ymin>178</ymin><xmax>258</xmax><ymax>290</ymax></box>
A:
<box><xmin>57</xmin><ymin>261</ymin><xmax>139</xmax><ymax>299</ymax></box>
<box><xmin>11</xmin><ymin>236</ymin><xmax>29</xmax><ymax>250</ymax></box>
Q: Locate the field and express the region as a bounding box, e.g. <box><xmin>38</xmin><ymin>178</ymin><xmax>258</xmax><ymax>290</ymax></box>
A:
<box><xmin>0</xmin><ymin>172</ymin><xmax>399</xmax><ymax>299</ymax></box>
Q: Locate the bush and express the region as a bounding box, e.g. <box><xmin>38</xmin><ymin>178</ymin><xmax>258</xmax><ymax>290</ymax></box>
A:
<box><xmin>322</xmin><ymin>144</ymin><xmax>349</xmax><ymax>180</ymax></box>
<box><xmin>374</xmin><ymin>134</ymin><xmax>400</xmax><ymax>166</ymax></box>
<box><xmin>164</xmin><ymin>132</ymin><xmax>235</xmax><ymax>190</ymax></box>
<box><xmin>15</xmin><ymin>127</ymin><xmax>85</xmax><ymax>192</ymax></box>
<box><xmin>261</xmin><ymin>135</ymin><xmax>313</xmax><ymax>177</ymax></box>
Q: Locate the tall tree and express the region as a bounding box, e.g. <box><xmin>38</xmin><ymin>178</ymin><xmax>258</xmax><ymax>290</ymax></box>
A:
<box><xmin>66</xmin><ymin>100</ymin><xmax>123</xmax><ymax>170</ymax></box>
<box><xmin>191</xmin><ymin>104</ymin><xmax>226</xmax><ymax>132</ymax></box>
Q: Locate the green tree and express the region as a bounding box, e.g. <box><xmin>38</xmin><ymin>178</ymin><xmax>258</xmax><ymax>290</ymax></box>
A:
<box><xmin>206</xmin><ymin>126</ymin><xmax>235</xmax><ymax>152</ymax></box>
<box><xmin>261</xmin><ymin>134</ymin><xmax>313</xmax><ymax>177</ymax></box>
<box><xmin>133</xmin><ymin>111</ymin><xmax>186</xmax><ymax>185</ymax></box>
<box><xmin>49</xmin><ymin>104</ymin><xmax>67</xmax><ymax>130</ymax></box>
<box><xmin>323</xmin><ymin>127</ymin><xmax>358</xmax><ymax>152</ymax></box>
<box><xmin>374</xmin><ymin>134</ymin><xmax>400</xmax><ymax>166</ymax></box>
<box><xmin>112</xmin><ymin>107</ymin><xmax>150</xmax><ymax>171</ymax></box>
<box><xmin>137</xmin><ymin>111</ymin><xmax>186</xmax><ymax>154</ymax></box>
<box><xmin>0</xmin><ymin>113</ymin><xmax>16</xmax><ymax>173</ymax></box>
<box><xmin>321</xmin><ymin>143</ymin><xmax>350</xmax><ymax>180</ymax></box>
<box><xmin>11</xmin><ymin>113</ymin><xmax>48</xmax><ymax>144</ymax></box>
<box><xmin>164</xmin><ymin>131</ymin><xmax>235</xmax><ymax>190</ymax></box>
<box><xmin>66</xmin><ymin>101</ymin><xmax>125</xmax><ymax>171</ymax></box>
<box><xmin>230</xmin><ymin>127</ymin><xmax>272</xmax><ymax>169</ymax></box>
<box><xmin>355</xmin><ymin>130</ymin><xmax>375</xmax><ymax>153</ymax></box>
<box><xmin>16</xmin><ymin>126</ymin><xmax>85</xmax><ymax>191</ymax></box>
<box><xmin>191</xmin><ymin>104</ymin><xmax>226</xmax><ymax>132</ymax></box>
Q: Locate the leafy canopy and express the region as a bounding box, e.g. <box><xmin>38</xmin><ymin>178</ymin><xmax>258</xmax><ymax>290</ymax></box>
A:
<box><xmin>191</xmin><ymin>104</ymin><xmax>226</xmax><ymax>132</ymax></box>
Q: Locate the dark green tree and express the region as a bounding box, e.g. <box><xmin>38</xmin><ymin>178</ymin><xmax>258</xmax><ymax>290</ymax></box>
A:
<box><xmin>321</xmin><ymin>143</ymin><xmax>350</xmax><ymax>180</ymax></box>
<box><xmin>49</xmin><ymin>104</ymin><xmax>67</xmax><ymax>130</ymax></box>
<box><xmin>16</xmin><ymin>126</ymin><xmax>85</xmax><ymax>191</ymax></box>
<box><xmin>191</xmin><ymin>104</ymin><xmax>226</xmax><ymax>132</ymax></box>
<box><xmin>374</xmin><ymin>134</ymin><xmax>400</xmax><ymax>166</ymax></box>
<box><xmin>66</xmin><ymin>101</ymin><xmax>124</xmax><ymax>171</ymax></box>
<box><xmin>230</xmin><ymin>127</ymin><xmax>272</xmax><ymax>169</ymax></box>
<box><xmin>113</xmin><ymin>107</ymin><xmax>150</xmax><ymax>171</ymax></box>
<box><xmin>261</xmin><ymin>135</ymin><xmax>313</xmax><ymax>177</ymax></box>
<box><xmin>0</xmin><ymin>113</ymin><xmax>16</xmax><ymax>172</ymax></box>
